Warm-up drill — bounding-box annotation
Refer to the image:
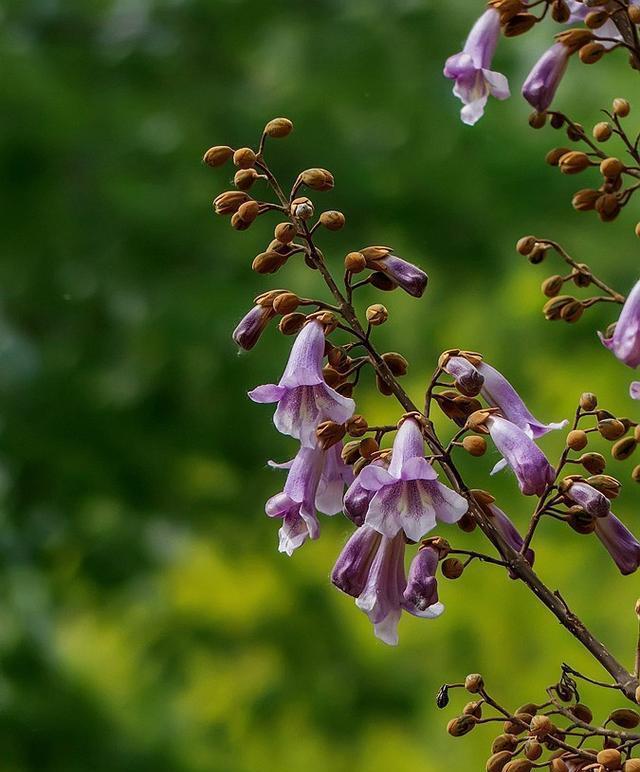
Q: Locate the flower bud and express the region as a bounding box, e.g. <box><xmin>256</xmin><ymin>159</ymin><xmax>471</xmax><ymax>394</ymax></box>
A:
<box><xmin>560</xmin><ymin>299</ymin><xmax>584</xmax><ymax>323</ymax></box>
<box><xmin>630</xmin><ymin>4</ymin><xmax>640</xmax><ymax>23</ymax></box>
<box><xmin>528</xmin><ymin>243</ymin><xmax>549</xmax><ymax>264</ymax></box>
<box><xmin>516</xmin><ymin>236</ymin><xmax>537</xmax><ymax>255</ymax></box>
<box><xmin>543</xmin><ymin>295</ymin><xmax>574</xmax><ymax>320</ymax></box>
<box><xmin>542</xmin><ymin>275</ymin><xmax>565</xmax><ymax>297</ymax></box>
<box><xmin>319</xmin><ymin>210</ymin><xmax>345</xmax><ymax>230</ymax></box>
<box><xmin>346</xmin><ymin>415</ymin><xmax>368</xmax><ymax>437</ymax></box>
<box><xmin>559</xmin><ymin>151</ymin><xmax>591</xmax><ymax>174</ymax></box>
<box><xmin>633</xmin><ymin>465</ymin><xmax>640</xmax><ymax>482</ymax></box>
<box><xmin>586</xmin><ymin>9</ymin><xmax>608</xmax><ymax>27</ymax></box>
<box><xmin>612</xmin><ymin>436</ymin><xmax>637</xmax><ymax>461</ymax></box>
<box><xmin>580</xmin><ymin>452</ymin><xmax>607</xmax><ymax>474</ymax></box>
<box><xmin>252</xmin><ymin>251</ymin><xmax>288</xmax><ymax>274</ymax></box>
<box><xmin>231</xmin><ymin>211</ymin><xmax>252</xmax><ymax>231</ymax></box>
<box><xmin>272</xmin><ymin>292</ymin><xmax>300</xmax><ymax>315</ymax></box>
<box><xmin>610</xmin><ymin>708</ymin><xmax>640</xmax><ymax>728</ymax></box>
<box><xmin>203</xmin><ymin>145</ymin><xmax>234</xmax><ymax>167</ymax></box>
<box><xmin>213</xmin><ymin>190</ymin><xmax>250</xmax><ymax>215</ymax></box>
<box><xmin>486</xmin><ymin>751</ymin><xmax>513</xmax><ymax>772</ymax></box>
<box><xmin>233</xmin><ymin>147</ymin><xmax>256</xmax><ymax>169</ymax></box>
<box><xmin>359</xmin><ymin>437</ymin><xmax>379</xmax><ymax>459</ymax></box>
<box><xmin>549</xmin><ymin>760</ymin><xmax>568</xmax><ymax>772</ymax></box>
<box><xmin>523</xmin><ymin>740</ymin><xmax>542</xmax><ymax>761</ymax></box>
<box><xmin>344</xmin><ymin>251</ymin><xmax>367</xmax><ymax>272</ymax></box>
<box><xmin>598</xmin><ymin>418</ymin><xmax>627</xmax><ymax>440</ymax></box>
<box><xmin>291</xmin><ymin>197</ymin><xmax>314</xmax><ymax>220</ymax></box>
<box><xmin>492</xmin><ymin>734</ymin><xmax>518</xmax><ymax>753</ymax></box>
<box><xmin>316</xmin><ymin>420</ymin><xmax>346</xmax><ymax>450</ymax></box>
<box><xmin>586</xmin><ymin>473</ymin><xmax>621</xmax><ymax>498</ymax></box>
<box><xmin>569</xmin><ymin>703</ymin><xmax>593</xmax><ymax>723</ymax></box>
<box><xmin>546</xmin><ymin>147</ymin><xmax>571</xmax><ymax>166</ymax></box>
<box><xmin>382</xmin><ymin>352</ymin><xmax>408</xmax><ymax>376</ymax></box>
<box><xmin>502</xmin><ymin>760</ymin><xmax>533</xmax><ymax>772</ymax></box>
<box><xmin>580</xmin><ymin>392</ymin><xmax>598</xmax><ymax>410</ymax></box>
<box><xmin>624</xmin><ymin>759</ymin><xmax>640</xmax><ymax>772</ymax></box>
<box><xmin>264</xmin><ymin>117</ymin><xmax>293</xmax><ymax>138</ymax></box>
<box><xmin>579</xmin><ymin>42</ymin><xmax>605</xmax><ymax>64</ymax></box>
<box><xmin>300</xmin><ymin>168</ymin><xmax>334</xmax><ymax>191</ymax></box>
<box><xmin>274</xmin><ymin>222</ymin><xmax>297</xmax><ymax>244</ymax></box>
<box><xmin>366</xmin><ymin>304</ymin><xmax>388</xmax><ymax>326</ymax></box>
<box><xmin>234</xmin><ymin>168</ymin><xmax>259</xmax><ymax>191</ymax></box>
<box><xmin>597</xmin><ymin>749</ymin><xmax>622</xmax><ymax>769</ymax></box>
<box><xmin>447</xmin><ymin>715</ymin><xmax>476</xmax><ymax>737</ymax></box>
<box><xmin>613</xmin><ymin>98</ymin><xmax>631</xmax><ymax>117</ymax></box>
<box><xmin>503</xmin><ymin>12</ymin><xmax>537</xmax><ymax>36</ymax></box>
<box><xmin>601</xmin><ymin>157</ymin><xmax>625</xmax><ymax>178</ymax></box>
<box><xmin>556</xmin><ymin>28</ymin><xmax>593</xmax><ymax>53</ymax></box>
<box><xmin>567</xmin><ymin>429</ymin><xmax>588</xmax><ymax>451</ymax></box>
<box><xmin>572</xmin><ymin>188</ymin><xmax>601</xmax><ymax>211</ymax></box>
<box><xmin>465</xmin><ymin>673</ymin><xmax>484</xmax><ymax>693</ymax></box>
<box><xmin>529</xmin><ymin>714</ymin><xmax>553</xmax><ymax>738</ymax></box>
<box><xmin>552</xmin><ymin>0</ymin><xmax>570</xmax><ymax>23</ymax></box>
<box><xmin>278</xmin><ymin>312</ymin><xmax>306</xmax><ymax>335</ymax></box>
<box><xmin>593</xmin><ymin>121</ymin><xmax>613</xmax><ymax>141</ymax></box>
<box><xmin>232</xmin><ymin>304</ymin><xmax>274</xmax><ymax>350</ymax></box>
<box><xmin>463</xmin><ymin>436</ymin><xmax>487</xmax><ymax>456</ymax></box>
<box><xmin>572</xmin><ymin>264</ymin><xmax>592</xmax><ymax>287</ymax></box>
<box><xmin>442</xmin><ymin>557</ymin><xmax>464</xmax><ymax>579</ymax></box>
<box><xmin>529</xmin><ymin>111</ymin><xmax>547</xmax><ymax>129</ymax></box>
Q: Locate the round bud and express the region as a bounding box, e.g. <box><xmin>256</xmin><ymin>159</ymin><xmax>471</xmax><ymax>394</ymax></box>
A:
<box><xmin>559</xmin><ymin>151</ymin><xmax>591</xmax><ymax>174</ymax></box>
<box><xmin>233</xmin><ymin>147</ymin><xmax>256</xmax><ymax>169</ymax></box>
<box><xmin>598</xmin><ymin>418</ymin><xmax>627</xmax><ymax>440</ymax></box>
<box><xmin>546</xmin><ymin>147</ymin><xmax>572</xmax><ymax>166</ymax></box>
<box><xmin>316</xmin><ymin>421</ymin><xmax>346</xmax><ymax>450</ymax></box>
<box><xmin>609</xmin><ymin>708</ymin><xmax>640</xmax><ymax>728</ymax></box>
<box><xmin>272</xmin><ymin>292</ymin><xmax>300</xmax><ymax>315</ymax></box>
<box><xmin>274</xmin><ymin>222</ymin><xmax>297</xmax><ymax>244</ymax></box>
<box><xmin>234</xmin><ymin>168</ymin><xmax>259</xmax><ymax>191</ymax></box>
<box><xmin>366</xmin><ymin>304</ymin><xmax>388</xmax><ymax>326</ymax></box>
<box><xmin>579</xmin><ymin>42</ymin><xmax>605</xmax><ymax>64</ymax></box>
<box><xmin>442</xmin><ymin>558</ymin><xmax>464</xmax><ymax>579</ymax></box>
<box><xmin>560</xmin><ymin>299</ymin><xmax>584</xmax><ymax>323</ymax></box>
<box><xmin>572</xmin><ymin>189</ymin><xmax>601</xmax><ymax>211</ymax></box>
<box><xmin>319</xmin><ymin>210</ymin><xmax>345</xmax><ymax>231</ymax></box>
<box><xmin>252</xmin><ymin>251</ymin><xmax>288</xmax><ymax>274</ymax></box>
<box><xmin>597</xmin><ymin>749</ymin><xmax>622</xmax><ymax>769</ymax></box>
<box><xmin>529</xmin><ymin>111</ymin><xmax>547</xmax><ymax>129</ymax></box>
<box><xmin>237</xmin><ymin>200</ymin><xmax>260</xmax><ymax>224</ymax></box>
<box><xmin>528</xmin><ymin>244</ymin><xmax>548</xmax><ymax>264</ymax></box>
<box><xmin>567</xmin><ymin>429</ymin><xmax>589</xmax><ymax>451</ymax></box>
<box><xmin>580</xmin><ymin>452</ymin><xmax>607</xmax><ymax>474</ymax></box>
<box><xmin>549</xmin><ymin>760</ymin><xmax>568</xmax><ymax>772</ymax></box>
<box><xmin>382</xmin><ymin>352</ymin><xmax>409</xmax><ymax>376</ymax></box>
<box><xmin>636</xmin><ymin>685</ymin><xmax>640</xmax><ymax>704</ymax></box>
<box><xmin>322</xmin><ymin>366</ymin><xmax>342</xmax><ymax>389</ymax></box>
<box><xmin>264</xmin><ymin>117</ymin><xmax>293</xmax><ymax>138</ymax></box>
<box><xmin>612</xmin><ymin>436</ymin><xmax>637</xmax><ymax>461</ymax></box>
<box><xmin>462</xmin><ymin>436</ymin><xmax>487</xmax><ymax>456</ymax></box>
<box><xmin>463</xmin><ymin>700</ymin><xmax>483</xmax><ymax>718</ymax></box>
<box><xmin>624</xmin><ymin>759</ymin><xmax>640</xmax><ymax>772</ymax></box>
<box><xmin>230</xmin><ymin>211</ymin><xmax>251</xmax><ymax>231</ymax></box>
<box><xmin>585</xmin><ymin>9</ymin><xmax>608</xmax><ymax>28</ymax></box>
<box><xmin>447</xmin><ymin>715</ymin><xmax>476</xmax><ymax>737</ymax></box>
<box><xmin>486</xmin><ymin>750</ymin><xmax>513</xmax><ymax>772</ymax></box>
<box><xmin>542</xmin><ymin>275</ymin><xmax>565</xmax><ymax>297</ymax></box>
<box><xmin>345</xmin><ymin>251</ymin><xmax>367</xmax><ymax>273</ymax></box>
<box><xmin>278</xmin><ymin>312</ymin><xmax>306</xmax><ymax>335</ymax></box>
<box><xmin>290</xmin><ymin>197</ymin><xmax>314</xmax><ymax>220</ymax></box>
<box><xmin>596</xmin><ymin>193</ymin><xmax>621</xmax><ymax>222</ymax></box>
<box><xmin>359</xmin><ymin>437</ymin><xmax>379</xmax><ymax>459</ymax></box>
<box><xmin>502</xmin><ymin>760</ymin><xmax>533</xmax><ymax>772</ymax></box>
<box><xmin>567</xmin><ymin>121</ymin><xmax>585</xmax><ymax>141</ymax></box>
<box><xmin>552</xmin><ymin>0</ymin><xmax>571</xmax><ymax>23</ymax></box>
<box><xmin>203</xmin><ymin>145</ymin><xmax>234</xmax><ymax>167</ymax></box>
<box><xmin>465</xmin><ymin>673</ymin><xmax>484</xmax><ymax>693</ymax></box>
<box><xmin>593</xmin><ymin>121</ymin><xmax>613</xmax><ymax>141</ymax></box>
<box><xmin>300</xmin><ymin>168</ymin><xmax>334</xmax><ymax>192</ymax></box>
<box><xmin>523</xmin><ymin>739</ymin><xmax>542</xmax><ymax>761</ymax></box>
<box><xmin>633</xmin><ymin>465</ymin><xmax>640</xmax><ymax>482</ymax></box>
<box><xmin>570</xmin><ymin>703</ymin><xmax>593</xmax><ymax>723</ymax></box>
<box><xmin>516</xmin><ymin>236</ymin><xmax>537</xmax><ymax>255</ymax></box>
<box><xmin>613</xmin><ymin>98</ymin><xmax>631</xmax><ymax>117</ymax></box>
<box><xmin>580</xmin><ymin>392</ymin><xmax>598</xmax><ymax>411</ymax></box>
<box><xmin>600</xmin><ymin>157</ymin><xmax>625</xmax><ymax>178</ymax></box>
<box><xmin>345</xmin><ymin>415</ymin><xmax>368</xmax><ymax>437</ymax></box>
<box><xmin>529</xmin><ymin>714</ymin><xmax>553</xmax><ymax>738</ymax></box>
<box><xmin>491</xmin><ymin>734</ymin><xmax>518</xmax><ymax>753</ymax></box>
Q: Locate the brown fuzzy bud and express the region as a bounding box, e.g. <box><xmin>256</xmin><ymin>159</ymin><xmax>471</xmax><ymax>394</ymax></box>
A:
<box><xmin>598</xmin><ymin>418</ymin><xmax>627</xmax><ymax>440</ymax></box>
<box><xmin>613</xmin><ymin>98</ymin><xmax>631</xmax><ymax>117</ymax></box>
<box><xmin>552</xmin><ymin>0</ymin><xmax>570</xmax><ymax>23</ymax></box>
<box><xmin>316</xmin><ymin>421</ymin><xmax>346</xmax><ymax>450</ymax></box>
<box><xmin>549</xmin><ymin>760</ymin><xmax>568</xmax><ymax>772</ymax></box>
<box><xmin>559</xmin><ymin>151</ymin><xmax>591</xmax><ymax>174</ymax></box>
<box><xmin>543</xmin><ymin>295</ymin><xmax>574</xmax><ymax>320</ymax></box>
<box><xmin>278</xmin><ymin>312</ymin><xmax>306</xmax><ymax>335</ymax></box>
<box><xmin>610</xmin><ymin>708</ymin><xmax>640</xmax><ymax>728</ymax></box>
<box><xmin>502</xmin><ymin>759</ymin><xmax>533</xmax><ymax>772</ymax></box>
<box><xmin>529</xmin><ymin>715</ymin><xmax>554</xmax><ymax>737</ymax></box>
<box><xmin>624</xmin><ymin>760</ymin><xmax>640</xmax><ymax>772</ymax></box>
<box><xmin>252</xmin><ymin>251</ymin><xmax>288</xmax><ymax>274</ymax></box>
<box><xmin>300</xmin><ymin>168</ymin><xmax>335</xmax><ymax>192</ymax></box>
<box><xmin>234</xmin><ymin>168</ymin><xmax>259</xmax><ymax>191</ymax></box>
<box><xmin>319</xmin><ymin>210</ymin><xmax>345</xmax><ymax>230</ymax></box>
<box><xmin>463</xmin><ymin>700</ymin><xmax>483</xmax><ymax>718</ymax></box>
<box><xmin>345</xmin><ymin>251</ymin><xmax>367</xmax><ymax>272</ymax></box>
<box><xmin>486</xmin><ymin>750</ymin><xmax>513</xmax><ymax>772</ymax></box>
<box><xmin>447</xmin><ymin>714</ymin><xmax>476</xmax><ymax>737</ymax></box>
<box><xmin>264</xmin><ymin>117</ymin><xmax>293</xmax><ymax>138</ymax></box>
<box><xmin>272</xmin><ymin>292</ymin><xmax>300</xmax><ymax>315</ymax></box>
<box><xmin>529</xmin><ymin>111</ymin><xmax>547</xmax><ymax>129</ymax></box>
<box><xmin>274</xmin><ymin>222</ymin><xmax>297</xmax><ymax>244</ymax></box>
<box><xmin>560</xmin><ymin>299</ymin><xmax>584</xmax><ymax>323</ymax></box>
<box><xmin>523</xmin><ymin>740</ymin><xmax>543</xmax><ymax>761</ymax></box>
<box><xmin>465</xmin><ymin>673</ymin><xmax>484</xmax><ymax>693</ymax></box>
<box><xmin>633</xmin><ymin>465</ymin><xmax>640</xmax><ymax>482</ymax></box>
<box><xmin>516</xmin><ymin>236</ymin><xmax>537</xmax><ymax>255</ymax></box>
<box><xmin>580</xmin><ymin>452</ymin><xmax>607</xmax><ymax>474</ymax></box>
<box><xmin>567</xmin><ymin>429</ymin><xmax>589</xmax><ymax>451</ymax></box>
<box><xmin>597</xmin><ymin>749</ymin><xmax>622</xmax><ymax>769</ymax></box>
<box><xmin>382</xmin><ymin>352</ymin><xmax>408</xmax><ymax>376</ymax></box>
<box><xmin>546</xmin><ymin>147</ymin><xmax>572</xmax><ymax>166</ymax></box>
<box><xmin>457</xmin><ymin>512</ymin><xmax>477</xmax><ymax>533</ymax></box>
<box><xmin>346</xmin><ymin>415</ymin><xmax>368</xmax><ymax>437</ymax></box>
<box><xmin>580</xmin><ymin>41</ymin><xmax>605</xmax><ymax>63</ymax></box>
<box><xmin>635</xmin><ymin>425</ymin><xmax>640</xmax><ymax>442</ymax></box>
<box><xmin>580</xmin><ymin>392</ymin><xmax>598</xmax><ymax>410</ymax></box>
<box><xmin>366</xmin><ymin>304</ymin><xmax>388</xmax><ymax>326</ymax></box>
<box><xmin>503</xmin><ymin>12</ymin><xmax>537</xmax><ymax>36</ymax></box>
<box><xmin>213</xmin><ymin>190</ymin><xmax>250</xmax><ymax>215</ymax></box>
<box><xmin>556</xmin><ymin>28</ymin><xmax>594</xmax><ymax>53</ymax></box>
<box><xmin>359</xmin><ymin>437</ymin><xmax>379</xmax><ymax>459</ymax></box>
<box><xmin>203</xmin><ymin>145</ymin><xmax>234</xmax><ymax>167</ymax></box>
<box><xmin>593</xmin><ymin>121</ymin><xmax>613</xmax><ymax>141</ymax></box>
<box><xmin>463</xmin><ymin>436</ymin><xmax>487</xmax><ymax>456</ymax></box>
<box><xmin>442</xmin><ymin>558</ymin><xmax>464</xmax><ymax>579</ymax></box>
<box><xmin>491</xmin><ymin>735</ymin><xmax>518</xmax><ymax>754</ymax></box>
<box><xmin>341</xmin><ymin>440</ymin><xmax>362</xmax><ymax>465</ymax></box>
<box><xmin>572</xmin><ymin>188</ymin><xmax>601</xmax><ymax>211</ymax></box>
<box><xmin>601</xmin><ymin>157</ymin><xmax>625</xmax><ymax>178</ymax></box>
<box><xmin>586</xmin><ymin>474</ymin><xmax>621</xmax><ymax>498</ymax></box>
<box><xmin>570</xmin><ymin>703</ymin><xmax>593</xmax><ymax>723</ymax></box>
<box><xmin>630</xmin><ymin>4</ymin><xmax>640</xmax><ymax>23</ymax></box>
<box><xmin>612</xmin><ymin>436</ymin><xmax>637</xmax><ymax>461</ymax></box>
<box><xmin>231</xmin><ymin>211</ymin><xmax>252</xmax><ymax>231</ymax></box>
<box><xmin>572</xmin><ymin>264</ymin><xmax>592</xmax><ymax>287</ymax></box>
<box><xmin>290</xmin><ymin>197</ymin><xmax>314</xmax><ymax>220</ymax></box>
<box><xmin>542</xmin><ymin>275</ymin><xmax>565</xmax><ymax>297</ymax></box>
<box><xmin>566</xmin><ymin>121</ymin><xmax>585</xmax><ymax>141</ymax></box>
<box><xmin>233</xmin><ymin>147</ymin><xmax>256</xmax><ymax>169</ymax></box>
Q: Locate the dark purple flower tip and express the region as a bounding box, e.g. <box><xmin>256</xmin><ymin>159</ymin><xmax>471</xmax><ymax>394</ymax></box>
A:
<box><xmin>442</xmin><ymin>355</ymin><xmax>484</xmax><ymax>397</ymax></box>
<box><xmin>380</xmin><ymin>254</ymin><xmax>428</xmax><ymax>298</ymax></box>
<box><xmin>402</xmin><ymin>546</ymin><xmax>444</xmax><ymax>618</ymax></box>
<box><xmin>232</xmin><ymin>304</ymin><xmax>274</xmax><ymax>351</ymax></box>
<box><xmin>488</xmin><ymin>416</ymin><xmax>555</xmax><ymax>497</ymax></box>
<box><xmin>522</xmin><ymin>42</ymin><xmax>570</xmax><ymax>113</ymax></box>
<box><xmin>331</xmin><ymin>525</ymin><xmax>382</xmax><ymax>597</ymax></box>
<box><xmin>565</xmin><ymin>480</ymin><xmax>611</xmax><ymax>519</ymax></box>
<box><xmin>485</xmin><ymin>502</ymin><xmax>534</xmax><ymax>577</ymax></box>
<box><xmin>594</xmin><ymin>514</ymin><xmax>640</xmax><ymax>575</ymax></box>
<box><xmin>631</xmin><ymin>381</ymin><xmax>640</xmax><ymax>400</ymax></box>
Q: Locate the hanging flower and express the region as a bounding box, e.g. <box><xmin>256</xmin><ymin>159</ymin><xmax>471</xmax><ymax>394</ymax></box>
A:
<box><xmin>522</xmin><ymin>42</ymin><xmax>571</xmax><ymax>113</ymax></box>
<box><xmin>232</xmin><ymin>303</ymin><xmax>274</xmax><ymax>351</ymax></box>
<box><xmin>402</xmin><ymin>545</ymin><xmax>444</xmax><ymax>619</ymax></box>
<box><xmin>249</xmin><ymin>320</ymin><xmax>355</xmax><ymax>447</ymax></box>
<box><xmin>485</xmin><ymin>501</ymin><xmax>535</xmax><ymax>577</ymax></box>
<box><xmin>357</xmin><ymin>417</ymin><xmax>468</xmax><ymax>541</ymax></box>
<box><xmin>594</xmin><ymin>514</ymin><xmax>640</xmax><ymax>575</ymax></box>
<box><xmin>563</xmin><ymin>479</ymin><xmax>611</xmax><ymax>519</ymax></box>
<box><xmin>487</xmin><ymin>415</ymin><xmax>556</xmax><ymax>496</ymax></box>
<box><xmin>442</xmin><ymin>355</ymin><xmax>485</xmax><ymax>397</ymax></box>
<box><xmin>361</xmin><ymin>248</ymin><xmax>429</xmax><ymax>298</ymax></box>
<box><xmin>444</xmin><ymin>8</ymin><xmax>510</xmax><ymax>125</ymax></box>
<box><xmin>599</xmin><ymin>279</ymin><xmax>640</xmax><ymax>368</ymax></box>
<box><xmin>343</xmin><ymin>457</ymin><xmax>389</xmax><ymax>526</ymax></box>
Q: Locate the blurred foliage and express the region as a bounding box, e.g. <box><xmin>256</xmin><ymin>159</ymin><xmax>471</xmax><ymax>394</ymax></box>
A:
<box><xmin>0</xmin><ymin>0</ymin><xmax>639</xmax><ymax>770</ymax></box>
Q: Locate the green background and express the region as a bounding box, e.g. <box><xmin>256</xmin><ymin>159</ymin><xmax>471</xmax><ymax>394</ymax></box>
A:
<box><xmin>1</xmin><ymin>1</ymin><xmax>639</xmax><ymax>770</ymax></box>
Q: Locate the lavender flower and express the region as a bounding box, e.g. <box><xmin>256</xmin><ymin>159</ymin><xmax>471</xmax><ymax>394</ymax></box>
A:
<box><xmin>442</xmin><ymin>355</ymin><xmax>484</xmax><ymax>397</ymax></box>
<box><xmin>249</xmin><ymin>320</ymin><xmax>355</xmax><ymax>447</ymax></box>
<box><xmin>485</xmin><ymin>501</ymin><xmax>535</xmax><ymax>575</ymax></box>
<box><xmin>631</xmin><ymin>381</ymin><xmax>640</xmax><ymax>400</ymax></box>
<box><xmin>366</xmin><ymin>252</ymin><xmax>429</xmax><ymax>298</ymax></box>
<box><xmin>522</xmin><ymin>43</ymin><xmax>571</xmax><ymax>113</ymax></box>
<box><xmin>267</xmin><ymin>443</ymin><xmax>353</xmax><ymax>555</ymax></box>
<box><xmin>478</xmin><ymin>361</ymin><xmax>567</xmax><ymax>438</ymax></box>
<box><xmin>564</xmin><ymin>480</ymin><xmax>611</xmax><ymax>519</ymax></box>
<box><xmin>594</xmin><ymin>514</ymin><xmax>640</xmax><ymax>575</ymax></box>
<box><xmin>444</xmin><ymin>8</ymin><xmax>510</xmax><ymax>125</ymax></box>
<box><xmin>232</xmin><ymin>304</ymin><xmax>274</xmax><ymax>351</ymax></box>
<box><xmin>487</xmin><ymin>415</ymin><xmax>556</xmax><ymax>496</ymax></box>
<box><xmin>402</xmin><ymin>545</ymin><xmax>444</xmax><ymax>619</ymax></box>
<box><xmin>357</xmin><ymin>417</ymin><xmax>468</xmax><ymax>541</ymax></box>
<box><xmin>343</xmin><ymin>458</ymin><xmax>388</xmax><ymax>526</ymax></box>
<box><xmin>599</xmin><ymin>279</ymin><xmax>640</xmax><ymax>368</ymax></box>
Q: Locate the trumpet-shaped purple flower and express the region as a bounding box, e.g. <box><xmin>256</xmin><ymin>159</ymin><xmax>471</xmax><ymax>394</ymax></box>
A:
<box><xmin>444</xmin><ymin>8</ymin><xmax>510</xmax><ymax>125</ymax></box>
<box><xmin>267</xmin><ymin>442</ymin><xmax>353</xmax><ymax>555</ymax></box>
<box><xmin>522</xmin><ymin>42</ymin><xmax>570</xmax><ymax>113</ymax></box>
<box><xmin>343</xmin><ymin>458</ymin><xmax>388</xmax><ymax>526</ymax></box>
<box><xmin>477</xmin><ymin>361</ymin><xmax>567</xmax><ymax>438</ymax></box>
<box><xmin>564</xmin><ymin>480</ymin><xmax>610</xmax><ymax>518</ymax></box>
<box><xmin>442</xmin><ymin>356</ymin><xmax>484</xmax><ymax>396</ymax></box>
<box><xmin>631</xmin><ymin>381</ymin><xmax>640</xmax><ymax>400</ymax></box>
<box><xmin>599</xmin><ymin>279</ymin><xmax>640</xmax><ymax>368</ymax></box>
<box><xmin>249</xmin><ymin>320</ymin><xmax>355</xmax><ymax>447</ymax></box>
<box><xmin>357</xmin><ymin>417</ymin><xmax>468</xmax><ymax>541</ymax></box>
<box><xmin>232</xmin><ymin>304</ymin><xmax>274</xmax><ymax>351</ymax></box>
<box><xmin>331</xmin><ymin>526</ymin><xmax>443</xmax><ymax>645</ymax></box>
<box><xmin>487</xmin><ymin>415</ymin><xmax>556</xmax><ymax>496</ymax></box>
<box><xmin>485</xmin><ymin>501</ymin><xmax>535</xmax><ymax>576</ymax></box>
<box><xmin>372</xmin><ymin>253</ymin><xmax>429</xmax><ymax>298</ymax></box>
<box><xmin>594</xmin><ymin>514</ymin><xmax>640</xmax><ymax>575</ymax></box>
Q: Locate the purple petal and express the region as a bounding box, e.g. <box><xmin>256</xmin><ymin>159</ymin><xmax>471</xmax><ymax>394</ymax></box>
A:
<box><xmin>248</xmin><ymin>383</ymin><xmax>285</xmax><ymax>403</ymax></box>
<box><xmin>279</xmin><ymin>320</ymin><xmax>326</xmax><ymax>388</ymax></box>
<box><xmin>631</xmin><ymin>381</ymin><xmax>640</xmax><ymax>400</ymax></box>
<box><xmin>522</xmin><ymin>42</ymin><xmax>570</xmax><ymax>113</ymax></box>
<box><xmin>600</xmin><ymin>279</ymin><xmax>640</xmax><ymax>368</ymax></box>
<box><xmin>388</xmin><ymin>418</ymin><xmax>426</xmax><ymax>479</ymax></box>
<box><xmin>422</xmin><ymin>481</ymin><xmax>468</xmax><ymax>524</ymax></box>
<box><xmin>565</xmin><ymin>481</ymin><xmax>610</xmax><ymax>518</ymax></box>
<box><xmin>331</xmin><ymin>525</ymin><xmax>381</xmax><ymax>597</ymax></box>
<box><xmin>402</xmin><ymin>546</ymin><xmax>444</xmax><ymax>619</ymax></box>
<box><xmin>594</xmin><ymin>514</ymin><xmax>640</xmax><ymax>575</ymax></box>
<box><xmin>488</xmin><ymin>416</ymin><xmax>555</xmax><ymax>496</ymax></box>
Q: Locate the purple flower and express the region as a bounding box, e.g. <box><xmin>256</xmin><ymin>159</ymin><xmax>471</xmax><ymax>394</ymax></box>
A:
<box><xmin>564</xmin><ymin>480</ymin><xmax>610</xmax><ymax>518</ymax></box>
<box><xmin>485</xmin><ymin>501</ymin><xmax>535</xmax><ymax>576</ymax></box>
<box><xmin>478</xmin><ymin>361</ymin><xmax>567</xmax><ymax>438</ymax></box>
<box><xmin>442</xmin><ymin>355</ymin><xmax>484</xmax><ymax>397</ymax></box>
<box><xmin>249</xmin><ymin>320</ymin><xmax>355</xmax><ymax>447</ymax></box>
<box><xmin>267</xmin><ymin>442</ymin><xmax>353</xmax><ymax>555</ymax></box>
<box><xmin>357</xmin><ymin>417</ymin><xmax>468</xmax><ymax>541</ymax></box>
<box><xmin>375</xmin><ymin>254</ymin><xmax>429</xmax><ymax>298</ymax></box>
<box><xmin>402</xmin><ymin>545</ymin><xmax>444</xmax><ymax>619</ymax></box>
<box><xmin>444</xmin><ymin>8</ymin><xmax>510</xmax><ymax>125</ymax></box>
<box><xmin>487</xmin><ymin>415</ymin><xmax>556</xmax><ymax>496</ymax></box>
<box><xmin>232</xmin><ymin>304</ymin><xmax>274</xmax><ymax>351</ymax></box>
<box><xmin>631</xmin><ymin>381</ymin><xmax>640</xmax><ymax>400</ymax></box>
<box><xmin>522</xmin><ymin>43</ymin><xmax>570</xmax><ymax>113</ymax></box>
<box><xmin>343</xmin><ymin>458</ymin><xmax>388</xmax><ymax>526</ymax></box>
<box><xmin>599</xmin><ymin>279</ymin><xmax>640</xmax><ymax>368</ymax></box>
<box><xmin>594</xmin><ymin>514</ymin><xmax>640</xmax><ymax>575</ymax></box>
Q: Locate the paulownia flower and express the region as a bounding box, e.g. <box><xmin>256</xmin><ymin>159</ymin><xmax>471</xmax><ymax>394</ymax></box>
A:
<box><xmin>599</xmin><ymin>279</ymin><xmax>640</xmax><ymax>368</ymax></box>
<box><xmin>485</xmin><ymin>501</ymin><xmax>535</xmax><ymax>576</ymax></box>
<box><xmin>522</xmin><ymin>42</ymin><xmax>571</xmax><ymax>113</ymax></box>
<box><xmin>249</xmin><ymin>320</ymin><xmax>355</xmax><ymax>447</ymax></box>
<box><xmin>442</xmin><ymin>355</ymin><xmax>484</xmax><ymax>396</ymax></box>
<box><xmin>232</xmin><ymin>303</ymin><xmax>274</xmax><ymax>351</ymax></box>
<box><xmin>343</xmin><ymin>457</ymin><xmax>388</xmax><ymax>526</ymax></box>
<box><xmin>266</xmin><ymin>442</ymin><xmax>353</xmax><ymax>555</ymax></box>
<box><xmin>331</xmin><ymin>527</ymin><xmax>443</xmax><ymax>645</ymax></box>
<box><xmin>487</xmin><ymin>415</ymin><xmax>556</xmax><ymax>496</ymax></box>
<box><xmin>594</xmin><ymin>514</ymin><xmax>640</xmax><ymax>575</ymax></box>
<box><xmin>443</xmin><ymin>8</ymin><xmax>510</xmax><ymax>125</ymax></box>
<box><xmin>357</xmin><ymin>417</ymin><xmax>468</xmax><ymax>541</ymax></box>
<box><xmin>564</xmin><ymin>480</ymin><xmax>611</xmax><ymax>519</ymax></box>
